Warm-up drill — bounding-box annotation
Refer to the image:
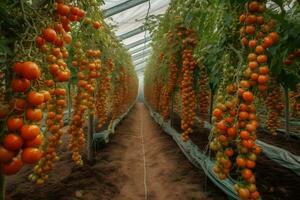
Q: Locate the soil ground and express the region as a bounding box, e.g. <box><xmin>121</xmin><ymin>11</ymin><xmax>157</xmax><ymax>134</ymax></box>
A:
<box><xmin>171</xmin><ymin>114</ymin><xmax>300</xmax><ymax>200</ymax></box>
<box><xmin>5</xmin><ymin>103</ymin><xmax>226</xmax><ymax>200</ymax></box>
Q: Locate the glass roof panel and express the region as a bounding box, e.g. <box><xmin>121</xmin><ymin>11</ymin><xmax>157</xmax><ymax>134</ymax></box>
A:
<box><xmin>122</xmin><ymin>31</ymin><xmax>149</xmax><ymax>46</ymax></box>
<box><xmin>102</xmin><ymin>0</ymin><xmax>170</xmax><ymax>72</ymax></box>
<box><xmin>104</xmin><ymin>0</ymin><xmax>170</xmax><ymax>37</ymax></box>
<box><xmin>102</xmin><ymin>0</ymin><xmax>129</xmax><ymax>10</ymax></box>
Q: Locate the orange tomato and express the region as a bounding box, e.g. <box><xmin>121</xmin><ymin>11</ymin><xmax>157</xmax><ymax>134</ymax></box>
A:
<box><xmin>21</xmin><ymin>148</ymin><xmax>42</xmax><ymax>164</ymax></box>
<box><xmin>1</xmin><ymin>158</ymin><xmax>23</xmax><ymax>175</ymax></box>
<box><xmin>3</xmin><ymin>134</ymin><xmax>23</xmax><ymax>151</ymax></box>
<box><xmin>0</xmin><ymin>146</ymin><xmax>15</xmax><ymax>163</ymax></box>
<box><xmin>21</xmin><ymin>62</ymin><xmax>41</xmax><ymax>80</ymax></box>
<box><xmin>20</xmin><ymin>125</ymin><xmax>40</xmax><ymax>140</ymax></box>
<box><xmin>7</xmin><ymin>117</ymin><xmax>23</xmax><ymax>131</ymax></box>
<box><xmin>27</xmin><ymin>91</ymin><xmax>45</xmax><ymax>106</ymax></box>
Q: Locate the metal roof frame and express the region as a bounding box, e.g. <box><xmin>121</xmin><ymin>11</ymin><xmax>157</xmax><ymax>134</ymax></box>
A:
<box><xmin>135</xmin><ymin>64</ymin><xmax>146</xmax><ymax>71</ymax></box>
<box><xmin>132</xmin><ymin>49</ymin><xmax>151</xmax><ymax>60</ymax></box>
<box><xmin>118</xmin><ymin>26</ymin><xmax>146</xmax><ymax>40</ymax></box>
<box><xmin>133</xmin><ymin>55</ymin><xmax>149</xmax><ymax>63</ymax></box>
<box><xmin>130</xmin><ymin>44</ymin><xmax>150</xmax><ymax>55</ymax></box>
<box><xmin>135</xmin><ymin>61</ymin><xmax>146</xmax><ymax>69</ymax></box>
<box><xmin>134</xmin><ymin>58</ymin><xmax>147</xmax><ymax>66</ymax></box>
<box><xmin>135</xmin><ymin>67</ymin><xmax>145</xmax><ymax>73</ymax></box>
<box><xmin>103</xmin><ymin>0</ymin><xmax>149</xmax><ymax>18</ymax></box>
<box><xmin>125</xmin><ymin>37</ymin><xmax>151</xmax><ymax>49</ymax></box>
<box><xmin>131</xmin><ymin>45</ymin><xmax>151</xmax><ymax>56</ymax></box>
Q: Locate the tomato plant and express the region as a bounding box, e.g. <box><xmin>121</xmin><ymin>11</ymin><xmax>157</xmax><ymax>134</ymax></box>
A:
<box><xmin>0</xmin><ymin>0</ymin><xmax>138</xmax><ymax>191</ymax></box>
<box><xmin>144</xmin><ymin>0</ymin><xmax>300</xmax><ymax>199</ymax></box>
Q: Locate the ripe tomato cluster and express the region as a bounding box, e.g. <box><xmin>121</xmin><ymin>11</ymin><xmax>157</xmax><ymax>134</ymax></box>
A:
<box><xmin>240</xmin><ymin>1</ymin><xmax>279</xmax><ymax>92</ymax></box>
<box><xmin>283</xmin><ymin>48</ymin><xmax>300</xmax><ymax>66</ymax></box>
<box><xmin>95</xmin><ymin>60</ymin><xmax>113</xmax><ymax>129</ymax></box>
<box><xmin>234</xmin><ymin>90</ymin><xmax>261</xmax><ymax>200</ymax></box>
<box><xmin>28</xmin><ymin>1</ymin><xmax>82</xmax><ymax>184</ymax></box>
<box><xmin>112</xmin><ymin>66</ymin><xmax>129</xmax><ymax>120</ymax></box>
<box><xmin>1</xmin><ymin>0</ymin><xmax>139</xmax><ymax>186</ymax></box>
<box><xmin>235</xmin><ymin>1</ymin><xmax>279</xmax><ymax>199</ymax></box>
<box><xmin>265</xmin><ymin>84</ymin><xmax>284</xmax><ymax>135</ymax></box>
<box><xmin>284</xmin><ymin>49</ymin><xmax>300</xmax><ymax>117</ymax></box>
<box><xmin>210</xmin><ymin>80</ymin><xmax>239</xmax><ymax>180</ymax></box>
<box><xmin>210</xmin><ymin>1</ymin><xmax>280</xmax><ymax>199</ymax></box>
<box><xmin>198</xmin><ymin>65</ymin><xmax>209</xmax><ymax>127</ymax></box>
<box><xmin>55</xmin><ymin>1</ymin><xmax>85</xmax><ymax>31</ymax></box>
<box><xmin>178</xmin><ymin>27</ymin><xmax>197</xmax><ymax>142</ymax></box>
<box><xmin>68</xmin><ymin>45</ymin><xmax>101</xmax><ymax>166</ymax></box>
<box><xmin>160</xmin><ymin>54</ymin><xmax>178</xmax><ymax>120</ymax></box>
<box><xmin>290</xmin><ymin>84</ymin><xmax>300</xmax><ymax>118</ymax></box>
<box><xmin>0</xmin><ymin>61</ymin><xmax>45</xmax><ymax>176</ymax></box>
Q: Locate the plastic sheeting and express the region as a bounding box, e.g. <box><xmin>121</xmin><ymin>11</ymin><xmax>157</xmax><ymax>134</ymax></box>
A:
<box><xmin>256</xmin><ymin>140</ymin><xmax>300</xmax><ymax>176</ymax></box>
<box><xmin>145</xmin><ymin>101</ymin><xmax>300</xmax><ymax>199</ymax></box>
<box><xmin>93</xmin><ymin>101</ymin><xmax>136</xmax><ymax>147</ymax></box>
<box><xmin>197</xmin><ymin>118</ymin><xmax>300</xmax><ymax>176</ymax></box>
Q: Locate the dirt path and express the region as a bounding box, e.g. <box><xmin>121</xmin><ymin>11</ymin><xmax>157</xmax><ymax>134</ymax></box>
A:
<box><xmin>6</xmin><ymin>103</ymin><xmax>225</xmax><ymax>200</ymax></box>
<box><xmin>107</xmin><ymin>103</ymin><xmax>222</xmax><ymax>200</ymax></box>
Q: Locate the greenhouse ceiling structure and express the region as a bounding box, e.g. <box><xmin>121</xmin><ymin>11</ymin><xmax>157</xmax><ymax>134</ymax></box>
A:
<box><xmin>103</xmin><ymin>0</ymin><xmax>170</xmax><ymax>77</ymax></box>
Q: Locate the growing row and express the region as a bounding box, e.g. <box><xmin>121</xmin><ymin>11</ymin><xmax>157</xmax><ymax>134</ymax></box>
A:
<box><xmin>144</xmin><ymin>0</ymin><xmax>300</xmax><ymax>199</ymax></box>
<box><xmin>0</xmin><ymin>0</ymin><xmax>138</xmax><ymax>187</ymax></box>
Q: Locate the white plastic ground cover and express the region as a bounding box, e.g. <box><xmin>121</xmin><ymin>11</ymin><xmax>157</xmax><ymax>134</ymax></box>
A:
<box><xmin>256</xmin><ymin>140</ymin><xmax>300</xmax><ymax>176</ymax></box>
<box><xmin>93</xmin><ymin>101</ymin><xmax>137</xmax><ymax>145</ymax></box>
<box><xmin>144</xmin><ymin>102</ymin><xmax>241</xmax><ymax>200</ymax></box>
<box><xmin>197</xmin><ymin>118</ymin><xmax>300</xmax><ymax>176</ymax></box>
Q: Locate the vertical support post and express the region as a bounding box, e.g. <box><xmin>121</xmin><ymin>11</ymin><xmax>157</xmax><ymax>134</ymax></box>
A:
<box><xmin>0</xmin><ymin>172</ymin><xmax>5</xmax><ymax>200</ymax></box>
<box><xmin>87</xmin><ymin>111</ymin><xmax>95</xmax><ymax>163</ymax></box>
<box><xmin>283</xmin><ymin>86</ymin><xmax>290</xmax><ymax>138</ymax></box>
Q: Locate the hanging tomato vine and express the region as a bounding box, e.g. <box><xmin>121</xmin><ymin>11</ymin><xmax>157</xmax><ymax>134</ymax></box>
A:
<box><xmin>0</xmin><ymin>0</ymin><xmax>138</xmax><ymax>193</ymax></box>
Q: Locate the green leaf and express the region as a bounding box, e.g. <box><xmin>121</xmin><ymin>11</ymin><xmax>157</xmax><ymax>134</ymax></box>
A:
<box><xmin>278</xmin><ymin>69</ymin><xmax>300</xmax><ymax>91</ymax></box>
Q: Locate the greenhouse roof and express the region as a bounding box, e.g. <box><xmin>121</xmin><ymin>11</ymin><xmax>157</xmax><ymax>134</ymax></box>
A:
<box><xmin>103</xmin><ymin>0</ymin><xmax>170</xmax><ymax>76</ymax></box>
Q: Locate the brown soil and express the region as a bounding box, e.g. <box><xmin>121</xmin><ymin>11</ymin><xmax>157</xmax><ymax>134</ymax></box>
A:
<box><xmin>171</xmin><ymin>113</ymin><xmax>211</xmax><ymax>152</ymax></box>
<box><xmin>255</xmin><ymin>154</ymin><xmax>300</xmax><ymax>200</ymax></box>
<box><xmin>5</xmin><ymin>103</ymin><xmax>226</xmax><ymax>200</ymax></box>
<box><xmin>170</xmin><ymin>113</ymin><xmax>300</xmax><ymax>199</ymax></box>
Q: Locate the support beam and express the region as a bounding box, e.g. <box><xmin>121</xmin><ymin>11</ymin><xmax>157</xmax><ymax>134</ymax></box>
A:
<box><xmin>104</xmin><ymin>0</ymin><xmax>149</xmax><ymax>18</ymax></box>
<box><xmin>136</xmin><ymin>67</ymin><xmax>145</xmax><ymax>73</ymax></box>
<box><xmin>133</xmin><ymin>53</ymin><xmax>149</xmax><ymax>62</ymax></box>
<box><xmin>135</xmin><ymin>65</ymin><xmax>145</xmax><ymax>72</ymax></box>
<box><xmin>133</xmin><ymin>54</ymin><xmax>149</xmax><ymax>62</ymax></box>
<box><xmin>130</xmin><ymin>44</ymin><xmax>151</xmax><ymax>54</ymax></box>
<box><xmin>132</xmin><ymin>49</ymin><xmax>152</xmax><ymax>60</ymax></box>
<box><xmin>134</xmin><ymin>58</ymin><xmax>147</xmax><ymax>66</ymax></box>
<box><xmin>131</xmin><ymin>46</ymin><xmax>151</xmax><ymax>56</ymax></box>
<box><xmin>135</xmin><ymin>62</ymin><xmax>146</xmax><ymax>71</ymax></box>
<box><xmin>118</xmin><ymin>26</ymin><xmax>145</xmax><ymax>40</ymax></box>
<box><xmin>125</xmin><ymin>37</ymin><xmax>151</xmax><ymax>49</ymax></box>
